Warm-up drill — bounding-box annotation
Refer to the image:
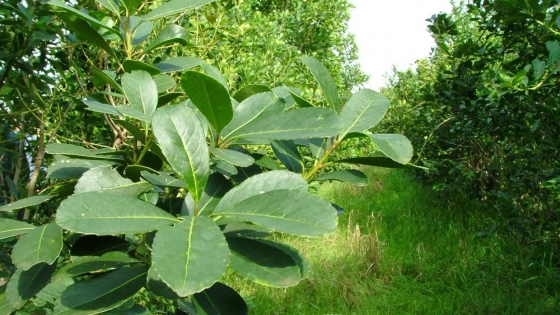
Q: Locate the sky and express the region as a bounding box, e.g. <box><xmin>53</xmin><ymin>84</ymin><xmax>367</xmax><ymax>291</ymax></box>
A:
<box><xmin>348</xmin><ymin>0</ymin><xmax>453</xmax><ymax>90</ymax></box>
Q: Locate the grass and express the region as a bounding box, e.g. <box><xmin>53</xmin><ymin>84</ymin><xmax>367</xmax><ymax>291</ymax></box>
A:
<box><xmin>230</xmin><ymin>168</ymin><xmax>560</xmax><ymax>314</ymax></box>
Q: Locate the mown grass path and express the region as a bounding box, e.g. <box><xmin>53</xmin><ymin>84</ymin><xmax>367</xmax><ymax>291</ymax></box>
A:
<box><xmin>231</xmin><ymin>168</ymin><xmax>560</xmax><ymax>314</ymax></box>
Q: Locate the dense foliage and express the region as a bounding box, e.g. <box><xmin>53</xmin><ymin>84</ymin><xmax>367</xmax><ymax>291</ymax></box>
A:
<box><xmin>0</xmin><ymin>0</ymin><xmax>410</xmax><ymax>314</ymax></box>
<box><xmin>380</xmin><ymin>0</ymin><xmax>560</xmax><ymax>245</ymax></box>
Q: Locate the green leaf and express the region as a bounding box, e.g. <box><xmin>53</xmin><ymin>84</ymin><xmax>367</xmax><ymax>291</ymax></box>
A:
<box><xmin>70</xmin><ymin>235</ymin><xmax>130</xmax><ymax>256</ymax></box>
<box><xmin>6</xmin><ymin>262</ymin><xmax>57</xmax><ymax>309</ymax></box>
<box><xmin>151</xmin><ymin>216</ymin><xmax>229</xmax><ymax>297</ymax></box>
<box><xmin>56</xmin><ymin>12</ymin><xmax>118</xmax><ymax>60</ymax></box>
<box><xmin>154</xmin><ymin>57</ymin><xmax>203</xmax><ymax>73</ymax></box>
<box><xmin>122</xmin><ymin>60</ymin><xmax>161</xmax><ymax>76</ymax></box>
<box><xmin>36</xmin><ymin>278</ymin><xmax>75</xmax><ymax>306</ymax></box>
<box><xmin>144</xmin><ymin>24</ymin><xmax>188</xmax><ymax>53</ymax></box>
<box><xmin>209</xmin><ymin>148</ymin><xmax>254</xmax><ymax>167</ymax></box>
<box><xmin>273</xmin><ymin>86</ymin><xmax>301</xmax><ymax>110</ymax></box>
<box><xmin>82</xmin><ymin>100</ymin><xmax>123</xmax><ymax>117</ymax></box>
<box><xmin>158</xmin><ymin>92</ymin><xmax>184</xmax><ymax>107</ymax></box>
<box><xmin>335</xmin><ymin>157</ymin><xmax>411</xmax><ymax>169</ymax></box>
<box><xmin>146</xmin><ymin>267</ymin><xmax>179</xmax><ymax>299</ymax></box>
<box><xmin>91</xmin><ymin>69</ymin><xmax>123</xmax><ymax>93</ymax></box>
<box><xmin>182</xmin><ymin>173</ymin><xmax>233</xmax><ymax>216</ymax></box>
<box><xmin>121</xmin><ymin>71</ymin><xmax>158</xmax><ymax>123</ymax></box>
<box><xmin>217</xmin><ymin>170</ymin><xmax>306</xmax><ymax>208</ymax></box>
<box><xmin>46</xmin><ymin>143</ymin><xmax>121</xmax><ymax>161</ymax></box>
<box><xmin>532</xmin><ymin>58</ymin><xmax>546</xmax><ymax>80</ymax></box>
<box><xmin>53</xmin><ymin>266</ymin><xmax>148</xmax><ymax>315</ymax></box>
<box><xmin>370</xmin><ymin>134</ymin><xmax>413</xmax><ymax>164</ymax></box>
<box><xmin>547</xmin><ymin>41</ymin><xmax>560</xmax><ymax>66</ymax></box>
<box><xmin>213</xmin><ymin>190</ymin><xmax>337</xmax><ymax>237</ymax></box>
<box><xmin>74</xmin><ymin>166</ymin><xmax>153</xmax><ymax>196</ymax></box>
<box><xmin>192</xmin><ymin>282</ymin><xmax>248</xmax><ymax>315</ymax></box>
<box><xmin>314</xmin><ymin>169</ymin><xmax>368</xmax><ymax>186</ymax></box>
<box><xmin>56</xmin><ymin>191</ymin><xmax>180</xmax><ymax>235</ymax></box>
<box><xmin>340</xmin><ymin>89</ymin><xmax>389</xmax><ymax>137</ymax></box>
<box><xmin>0</xmin><ymin>219</ymin><xmax>34</xmax><ymax>240</ymax></box>
<box><xmin>233</xmin><ymin>85</ymin><xmax>271</xmax><ymax>103</ymax></box>
<box><xmin>105</xmin><ymin>304</ymin><xmax>150</xmax><ymax>315</ymax></box>
<box><xmin>12</xmin><ymin>224</ymin><xmax>63</xmax><ymax>270</ymax></box>
<box><xmin>48</xmin><ymin>0</ymin><xmax>121</xmax><ymax>37</ymax></box>
<box><xmin>96</xmin><ymin>0</ymin><xmax>120</xmax><ymax>16</ymax></box>
<box><xmin>0</xmin><ymin>294</ymin><xmax>14</xmax><ymax>315</ymax></box>
<box><xmin>200</xmin><ymin>63</ymin><xmax>229</xmax><ymax>90</ymax></box>
<box><xmin>181</xmin><ymin>71</ymin><xmax>233</xmax><ymax>133</ymax></box>
<box><xmin>53</xmin><ymin>252</ymin><xmax>140</xmax><ymax>283</ymax></box>
<box><xmin>153</xmin><ymin>103</ymin><xmax>209</xmax><ymax>203</ymax></box>
<box><xmin>226</xmin><ymin>237</ymin><xmax>301</xmax><ymax>287</ymax></box>
<box><xmin>145</xmin><ymin>0</ymin><xmax>217</xmax><ymax>20</ymax></box>
<box><xmin>140</xmin><ymin>171</ymin><xmax>186</xmax><ymax>188</ymax></box>
<box><xmin>512</xmin><ymin>69</ymin><xmax>528</xmax><ymax>86</ymax></box>
<box><xmin>0</xmin><ymin>195</ymin><xmax>52</xmax><ymax>212</ymax></box>
<box><xmin>124</xmin><ymin>16</ymin><xmax>153</xmax><ymax>45</ymax></box>
<box><xmin>259</xmin><ymin>240</ymin><xmax>311</xmax><ymax>279</ymax></box>
<box><xmin>47</xmin><ymin>156</ymin><xmax>116</xmax><ymax>179</ymax></box>
<box><xmin>153</xmin><ymin>74</ymin><xmax>176</xmax><ymax>93</ymax></box>
<box><xmin>271</xmin><ymin>140</ymin><xmax>303</xmax><ymax>173</ymax></box>
<box><xmin>223</xmin><ymin>107</ymin><xmax>342</xmax><ymax>142</ymax></box>
<box><xmin>299</xmin><ymin>56</ymin><xmax>340</xmax><ymax>113</ymax></box>
<box><xmin>221</xmin><ymin>92</ymin><xmax>284</xmax><ymax>140</ymax></box>
<box><xmin>114</xmin><ymin>120</ymin><xmax>145</xmax><ymax>143</ymax></box>
<box><xmin>289</xmin><ymin>91</ymin><xmax>315</xmax><ymax>108</ymax></box>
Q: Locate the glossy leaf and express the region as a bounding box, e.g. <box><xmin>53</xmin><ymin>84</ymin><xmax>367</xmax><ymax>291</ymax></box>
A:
<box><xmin>144</xmin><ymin>24</ymin><xmax>188</xmax><ymax>53</ymax></box>
<box><xmin>0</xmin><ymin>219</ymin><xmax>34</xmax><ymax>240</ymax></box>
<box><xmin>140</xmin><ymin>171</ymin><xmax>186</xmax><ymax>188</ymax></box>
<box><xmin>369</xmin><ymin>134</ymin><xmax>413</xmax><ymax>164</ymax></box>
<box><xmin>121</xmin><ymin>71</ymin><xmax>158</xmax><ymax>123</ymax></box>
<box><xmin>70</xmin><ymin>235</ymin><xmax>130</xmax><ymax>256</ymax></box>
<box><xmin>154</xmin><ymin>57</ymin><xmax>203</xmax><ymax>73</ymax></box>
<box><xmin>271</xmin><ymin>140</ymin><xmax>303</xmax><ymax>173</ymax></box>
<box><xmin>335</xmin><ymin>156</ymin><xmax>410</xmax><ymax>168</ymax></box>
<box><xmin>6</xmin><ymin>262</ymin><xmax>57</xmax><ymax>309</ymax></box>
<box><xmin>181</xmin><ymin>71</ymin><xmax>233</xmax><ymax>133</ymax></box>
<box><xmin>153</xmin><ymin>74</ymin><xmax>176</xmax><ymax>93</ymax></box>
<box><xmin>145</xmin><ymin>0</ymin><xmax>217</xmax><ymax>20</ymax></box>
<box><xmin>209</xmin><ymin>148</ymin><xmax>254</xmax><ymax>167</ymax></box>
<box><xmin>289</xmin><ymin>91</ymin><xmax>315</xmax><ymax>108</ymax></box>
<box><xmin>300</xmin><ymin>56</ymin><xmax>340</xmax><ymax>113</ymax></box>
<box><xmin>314</xmin><ymin>169</ymin><xmax>368</xmax><ymax>186</ymax></box>
<box><xmin>214</xmin><ymin>190</ymin><xmax>337</xmax><ymax>237</ymax></box>
<box><xmin>82</xmin><ymin>100</ymin><xmax>123</xmax><ymax>117</ymax></box>
<box><xmin>12</xmin><ymin>224</ymin><xmax>63</xmax><ymax>270</ymax></box>
<box><xmin>0</xmin><ymin>195</ymin><xmax>51</xmax><ymax>212</ymax></box>
<box><xmin>47</xmin><ymin>156</ymin><xmax>115</xmax><ymax>179</ymax></box>
<box><xmin>192</xmin><ymin>282</ymin><xmax>248</xmax><ymax>315</ymax></box>
<box><xmin>182</xmin><ymin>173</ymin><xmax>233</xmax><ymax>216</ymax></box>
<box><xmin>53</xmin><ymin>266</ymin><xmax>148</xmax><ymax>315</ymax></box>
<box><xmin>200</xmin><ymin>63</ymin><xmax>228</xmax><ymax>89</ymax></box>
<box><xmin>218</xmin><ymin>170</ymin><xmax>306</xmax><ymax>208</ymax></box>
<box><xmin>74</xmin><ymin>166</ymin><xmax>153</xmax><ymax>196</ymax></box>
<box><xmin>340</xmin><ymin>89</ymin><xmax>389</xmax><ymax>137</ymax></box>
<box><xmin>122</xmin><ymin>60</ymin><xmax>161</xmax><ymax>76</ymax></box>
<box><xmin>227</xmin><ymin>237</ymin><xmax>301</xmax><ymax>287</ymax></box>
<box><xmin>153</xmin><ymin>103</ymin><xmax>209</xmax><ymax>203</ymax></box>
<box><xmin>223</xmin><ymin>107</ymin><xmax>341</xmax><ymax>142</ymax></box>
<box><xmin>56</xmin><ymin>191</ymin><xmax>180</xmax><ymax>235</ymax></box>
<box><xmin>233</xmin><ymin>84</ymin><xmax>271</xmax><ymax>102</ymax></box>
<box><xmin>151</xmin><ymin>216</ymin><xmax>229</xmax><ymax>297</ymax></box>
<box><xmin>146</xmin><ymin>267</ymin><xmax>179</xmax><ymax>299</ymax></box>
<box><xmin>53</xmin><ymin>252</ymin><xmax>140</xmax><ymax>283</ymax></box>
<box><xmin>221</xmin><ymin>92</ymin><xmax>284</xmax><ymax>140</ymax></box>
